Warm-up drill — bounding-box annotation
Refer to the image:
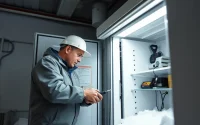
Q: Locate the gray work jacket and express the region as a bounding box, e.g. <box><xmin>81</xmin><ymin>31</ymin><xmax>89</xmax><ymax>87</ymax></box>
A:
<box><xmin>29</xmin><ymin>48</ymin><xmax>89</xmax><ymax>125</ymax></box>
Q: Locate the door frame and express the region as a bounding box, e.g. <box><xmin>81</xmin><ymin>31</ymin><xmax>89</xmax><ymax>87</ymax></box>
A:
<box><xmin>33</xmin><ymin>33</ymin><xmax>102</xmax><ymax>125</ymax></box>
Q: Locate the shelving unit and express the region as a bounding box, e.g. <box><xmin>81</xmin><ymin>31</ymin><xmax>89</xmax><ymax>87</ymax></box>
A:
<box><xmin>131</xmin><ymin>66</ymin><xmax>171</xmax><ymax>77</ymax></box>
<box><xmin>131</xmin><ymin>67</ymin><xmax>172</xmax><ymax>92</ymax></box>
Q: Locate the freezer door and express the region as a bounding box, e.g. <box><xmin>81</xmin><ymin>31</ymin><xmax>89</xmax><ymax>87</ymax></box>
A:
<box><xmin>33</xmin><ymin>33</ymin><xmax>102</xmax><ymax>125</ymax></box>
<box><xmin>101</xmin><ymin>37</ymin><xmax>122</xmax><ymax>125</ymax></box>
<box><xmin>166</xmin><ymin>0</ymin><xmax>200</xmax><ymax>125</ymax></box>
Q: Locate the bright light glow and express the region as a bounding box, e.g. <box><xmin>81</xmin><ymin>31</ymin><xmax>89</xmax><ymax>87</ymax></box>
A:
<box><xmin>107</xmin><ymin>0</ymin><xmax>163</xmax><ymax>39</ymax></box>
<box><xmin>123</xmin><ymin>0</ymin><xmax>163</xmax><ymax>28</ymax></box>
<box><xmin>117</xmin><ymin>6</ymin><xmax>167</xmax><ymax>37</ymax></box>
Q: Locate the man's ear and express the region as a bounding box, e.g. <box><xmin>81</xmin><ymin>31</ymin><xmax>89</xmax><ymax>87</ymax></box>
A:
<box><xmin>65</xmin><ymin>45</ymin><xmax>72</xmax><ymax>54</ymax></box>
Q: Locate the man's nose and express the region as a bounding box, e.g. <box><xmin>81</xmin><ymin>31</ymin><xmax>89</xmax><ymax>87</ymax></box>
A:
<box><xmin>78</xmin><ymin>57</ymin><xmax>81</xmax><ymax>62</ymax></box>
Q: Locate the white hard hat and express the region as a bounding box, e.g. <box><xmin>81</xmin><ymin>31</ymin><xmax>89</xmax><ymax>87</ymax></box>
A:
<box><xmin>60</xmin><ymin>35</ymin><xmax>91</xmax><ymax>57</ymax></box>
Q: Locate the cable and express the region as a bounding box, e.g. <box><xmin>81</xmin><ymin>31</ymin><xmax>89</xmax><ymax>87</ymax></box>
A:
<box><xmin>153</xmin><ymin>68</ymin><xmax>157</xmax><ymax>77</ymax></box>
<box><xmin>0</xmin><ymin>39</ymin><xmax>15</xmax><ymax>66</ymax></box>
<box><xmin>151</xmin><ymin>66</ymin><xmax>158</xmax><ymax>88</ymax></box>
<box><xmin>155</xmin><ymin>91</ymin><xmax>168</xmax><ymax>111</ymax></box>
<box><xmin>153</xmin><ymin>64</ymin><xmax>159</xmax><ymax>77</ymax></box>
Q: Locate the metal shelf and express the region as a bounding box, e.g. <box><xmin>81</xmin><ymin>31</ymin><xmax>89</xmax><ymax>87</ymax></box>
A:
<box><xmin>131</xmin><ymin>66</ymin><xmax>171</xmax><ymax>77</ymax></box>
<box><xmin>132</xmin><ymin>88</ymin><xmax>172</xmax><ymax>91</ymax></box>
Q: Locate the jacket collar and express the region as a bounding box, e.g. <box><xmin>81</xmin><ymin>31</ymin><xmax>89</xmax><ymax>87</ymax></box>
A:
<box><xmin>44</xmin><ymin>47</ymin><xmax>78</xmax><ymax>72</ymax></box>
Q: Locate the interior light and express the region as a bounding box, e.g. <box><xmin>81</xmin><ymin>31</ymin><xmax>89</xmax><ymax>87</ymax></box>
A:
<box><xmin>117</xmin><ymin>6</ymin><xmax>167</xmax><ymax>37</ymax></box>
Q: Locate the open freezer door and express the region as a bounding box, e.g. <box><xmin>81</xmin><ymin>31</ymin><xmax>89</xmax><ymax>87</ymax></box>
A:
<box><xmin>97</xmin><ymin>0</ymin><xmax>173</xmax><ymax>125</ymax></box>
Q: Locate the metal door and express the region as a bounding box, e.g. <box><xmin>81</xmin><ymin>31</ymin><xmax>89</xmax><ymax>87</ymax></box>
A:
<box><xmin>32</xmin><ymin>33</ymin><xmax>102</xmax><ymax>125</ymax></box>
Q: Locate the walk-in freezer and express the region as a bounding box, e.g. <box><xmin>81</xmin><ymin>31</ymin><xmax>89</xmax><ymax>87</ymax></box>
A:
<box><xmin>97</xmin><ymin>0</ymin><xmax>174</xmax><ymax>125</ymax></box>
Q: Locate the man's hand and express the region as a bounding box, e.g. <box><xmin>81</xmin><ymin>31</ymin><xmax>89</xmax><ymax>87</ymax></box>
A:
<box><xmin>84</xmin><ymin>88</ymin><xmax>103</xmax><ymax>104</ymax></box>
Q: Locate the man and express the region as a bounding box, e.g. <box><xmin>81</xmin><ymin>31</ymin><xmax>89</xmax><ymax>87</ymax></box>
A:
<box><xmin>29</xmin><ymin>35</ymin><xmax>103</xmax><ymax>125</ymax></box>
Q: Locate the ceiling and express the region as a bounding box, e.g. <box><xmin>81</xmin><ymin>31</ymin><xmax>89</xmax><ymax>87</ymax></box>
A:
<box><xmin>128</xmin><ymin>16</ymin><xmax>167</xmax><ymax>42</ymax></box>
<box><xmin>0</xmin><ymin>0</ymin><xmax>127</xmax><ymax>25</ymax></box>
<box><xmin>125</xmin><ymin>3</ymin><xmax>167</xmax><ymax>42</ymax></box>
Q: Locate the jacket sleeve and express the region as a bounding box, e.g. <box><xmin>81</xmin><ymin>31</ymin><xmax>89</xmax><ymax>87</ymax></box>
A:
<box><xmin>80</xmin><ymin>99</ymin><xmax>92</xmax><ymax>107</ymax></box>
<box><xmin>32</xmin><ymin>56</ymin><xmax>84</xmax><ymax>104</ymax></box>
<box><xmin>72</xmin><ymin>70</ymin><xmax>92</xmax><ymax>107</ymax></box>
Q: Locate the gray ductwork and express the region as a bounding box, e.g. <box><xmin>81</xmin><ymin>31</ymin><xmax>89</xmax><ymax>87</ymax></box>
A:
<box><xmin>92</xmin><ymin>2</ymin><xmax>107</xmax><ymax>28</ymax></box>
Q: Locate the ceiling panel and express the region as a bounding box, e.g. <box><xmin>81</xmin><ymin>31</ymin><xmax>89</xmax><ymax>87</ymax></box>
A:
<box><xmin>23</xmin><ymin>0</ymin><xmax>32</xmax><ymax>9</ymax></box>
<box><xmin>14</xmin><ymin>0</ymin><xmax>23</xmax><ymax>7</ymax></box>
<box><xmin>5</xmin><ymin>0</ymin><xmax>14</xmax><ymax>5</ymax></box>
<box><xmin>39</xmin><ymin>0</ymin><xmax>54</xmax><ymax>13</ymax></box>
<box><xmin>31</xmin><ymin>0</ymin><xmax>39</xmax><ymax>10</ymax></box>
<box><xmin>141</xmin><ymin>27</ymin><xmax>165</xmax><ymax>39</ymax></box>
<box><xmin>154</xmin><ymin>34</ymin><xmax>166</xmax><ymax>41</ymax></box>
<box><xmin>57</xmin><ymin>0</ymin><xmax>80</xmax><ymax>17</ymax></box>
<box><xmin>0</xmin><ymin>0</ymin><xmax>124</xmax><ymax>24</ymax></box>
<box><xmin>136</xmin><ymin>18</ymin><xmax>165</xmax><ymax>37</ymax></box>
<box><xmin>0</xmin><ymin>0</ymin><xmax>5</xmax><ymax>3</ymax></box>
<box><xmin>144</xmin><ymin>29</ymin><xmax>165</xmax><ymax>40</ymax></box>
<box><xmin>72</xmin><ymin>0</ymin><xmax>92</xmax><ymax>20</ymax></box>
<box><xmin>127</xmin><ymin>16</ymin><xmax>167</xmax><ymax>42</ymax></box>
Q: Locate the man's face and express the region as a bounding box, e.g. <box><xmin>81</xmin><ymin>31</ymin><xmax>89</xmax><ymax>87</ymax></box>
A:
<box><xmin>65</xmin><ymin>46</ymin><xmax>84</xmax><ymax>67</ymax></box>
